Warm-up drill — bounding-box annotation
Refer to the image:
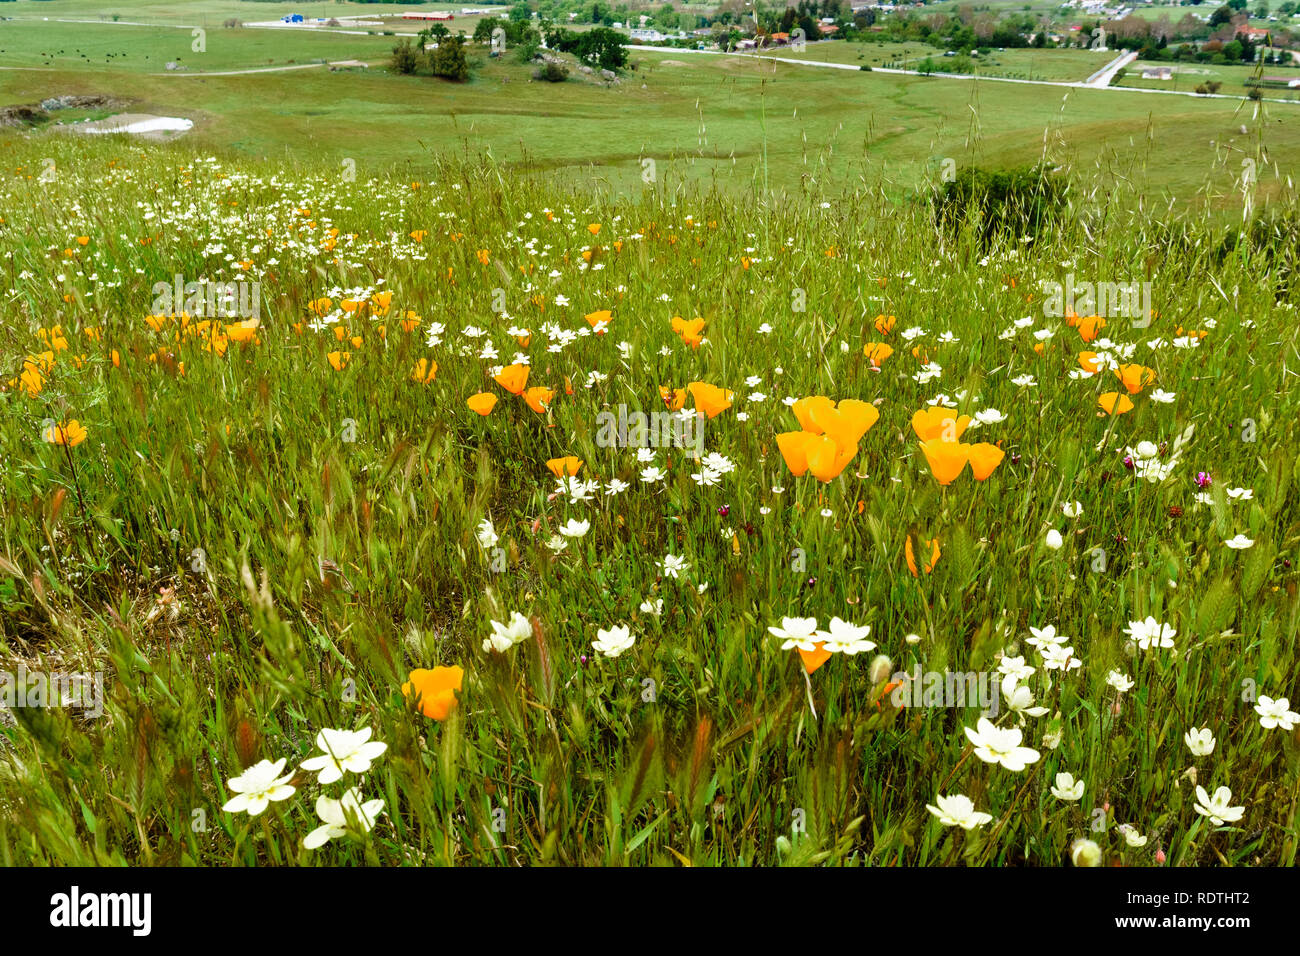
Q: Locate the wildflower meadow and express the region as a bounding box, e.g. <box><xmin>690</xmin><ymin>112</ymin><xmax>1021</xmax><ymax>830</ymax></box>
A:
<box><xmin>0</xmin><ymin>132</ymin><xmax>1298</xmax><ymax>882</ymax></box>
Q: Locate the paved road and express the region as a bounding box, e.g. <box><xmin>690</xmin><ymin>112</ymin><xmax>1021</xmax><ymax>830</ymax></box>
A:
<box><xmin>1083</xmin><ymin>49</ymin><xmax>1138</xmax><ymax>87</ymax></box>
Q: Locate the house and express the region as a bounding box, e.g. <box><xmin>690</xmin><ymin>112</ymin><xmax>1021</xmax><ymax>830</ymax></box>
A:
<box><xmin>769</xmin><ymin>31</ymin><xmax>790</xmax><ymax>44</ymax></box>
<box><xmin>630</xmin><ymin>28</ymin><xmax>665</xmax><ymax>41</ymax></box>
<box><xmin>1239</xmin><ymin>26</ymin><xmax>1271</xmax><ymax>39</ymax></box>
<box><xmin>402</xmin><ymin>11</ymin><xmax>454</xmax><ymax>20</ymax></box>
<box><xmin>1141</xmin><ymin>66</ymin><xmax>1172</xmax><ymax>79</ymax></box>
<box><xmin>821</xmin><ymin>23</ymin><xmax>840</xmax><ymax>34</ymax></box>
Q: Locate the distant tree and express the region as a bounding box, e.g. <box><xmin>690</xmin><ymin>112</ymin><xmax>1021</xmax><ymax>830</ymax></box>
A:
<box><xmin>547</xmin><ymin>25</ymin><xmax>628</xmax><ymax>70</ymax></box>
<box><xmin>509</xmin><ymin>0</ymin><xmax>532</xmax><ymax>21</ymax></box>
<box><xmin>390</xmin><ymin>38</ymin><xmax>420</xmax><ymax>74</ymax></box>
<box><xmin>431</xmin><ymin>33</ymin><xmax>470</xmax><ymax>80</ymax></box>
<box><xmin>1209</xmin><ymin>5</ymin><xmax>1234</xmax><ymax>26</ymax></box>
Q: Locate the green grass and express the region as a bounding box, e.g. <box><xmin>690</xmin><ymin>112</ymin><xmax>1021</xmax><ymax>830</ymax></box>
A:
<box><xmin>1116</xmin><ymin>60</ymin><xmax>1300</xmax><ymax>102</ymax></box>
<box><xmin>5</xmin><ymin>23</ymin><xmax>1300</xmax><ymax>202</ymax></box>
<box><xmin>0</xmin><ymin>134</ymin><xmax>1298</xmax><ymax>866</ymax></box>
<box><xmin>6</xmin><ymin>0</ymin><xmax>482</xmax><ymax>25</ymax></box>
<box><xmin>762</xmin><ymin>41</ymin><xmax>1110</xmax><ymax>83</ymax></box>
<box><xmin>0</xmin><ymin>19</ymin><xmax>398</xmax><ymax>71</ymax></box>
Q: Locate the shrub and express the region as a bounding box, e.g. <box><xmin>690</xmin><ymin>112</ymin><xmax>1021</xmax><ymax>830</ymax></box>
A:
<box><xmin>431</xmin><ymin>35</ymin><xmax>470</xmax><ymax>82</ymax></box>
<box><xmin>534</xmin><ymin>61</ymin><xmax>569</xmax><ymax>82</ymax></box>
<box><xmin>390</xmin><ymin>39</ymin><xmax>421</xmax><ymax>75</ymax></box>
<box><xmin>933</xmin><ymin>163</ymin><xmax>1069</xmax><ymax>248</ymax></box>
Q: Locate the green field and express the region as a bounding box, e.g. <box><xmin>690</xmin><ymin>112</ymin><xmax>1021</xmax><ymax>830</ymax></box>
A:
<box><xmin>4</xmin><ymin>0</ymin><xmax>488</xmax><ymax>24</ymax></box>
<box><xmin>1116</xmin><ymin>59</ymin><xmax>1300</xmax><ymax>102</ymax></box>
<box><xmin>762</xmin><ymin>40</ymin><xmax>1112</xmax><ymax>83</ymax></box>
<box><xmin>0</xmin><ymin>19</ymin><xmax>399</xmax><ymax>71</ymax></box>
<box><xmin>3</xmin><ymin>15</ymin><xmax>1298</xmax><ymax>204</ymax></box>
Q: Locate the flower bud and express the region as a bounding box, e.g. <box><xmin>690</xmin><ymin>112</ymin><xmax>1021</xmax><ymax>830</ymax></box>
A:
<box><xmin>1045</xmin><ymin>529</ymin><xmax>1064</xmax><ymax>550</ymax></box>
<box><xmin>868</xmin><ymin>654</ymin><xmax>893</xmax><ymax>686</ymax></box>
<box><xmin>1071</xmin><ymin>838</ymin><xmax>1103</xmax><ymax>867</ymax></box>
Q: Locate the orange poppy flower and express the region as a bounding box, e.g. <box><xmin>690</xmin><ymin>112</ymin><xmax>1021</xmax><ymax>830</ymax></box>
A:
<box><xmin>411</xmin><ymin>358</ymin><xmax>438</xmax><ymax>384</ymax></box>
<box><xmin>225</xmin><ymin>319</ymin><xmax>259</xmax><ymax>344</ymax></box>
<box><xmin>1076</xmin><ymin>315</ymin><xmax>1106</xmax><ymax>342</ymax></box>
<box><xmin>905</xmin><ymin>534</ymin><xmax>941</xmax><ymax>576</ymax></box>
<box><xmin>874</xmin><ymin>314</ymin><xmax>896</xmax><ymax>335</ymax></box>
<box><xmin>494</xmin><ymin>363</ymin><xmax>530</xmax><ymax>395</ymax></box>
<box><xmin>687</xmin><ymin>381</ymin><xmax>733</xmax><ymax>419</ymax></box>
<box><xmin>967</xmin><ymin>443</ymin><xmax>1005</xmax><ymax>481</ymax></box>
<box><xmin>402</xmin><ymin>666</ymin><xmax>463</xmax><ymax>721</ymax></box>
<box><xmin>585</xmin><ymin>309</ymin><xmax>612</xmax><ymax>331</ymax></box>
<box><xmin>670</xmin><ymin>316</ymin><xmax>706</xmax><ymax>348</ymax></box>
<box><xmin>806</xmin><ymin>434</ymin><xmax>858</xmax><ymax>482</ymax></box>
<box><xmin>810</xmin><ymin>399</ymin><xmax>880</xmax><ymax>447</ymax></box>
<box><xmin>776</xmin><ymin>431</ymin><xmax>815</xmax><ymax>477</ymax></box>
<box><xmin>792</xmin><ymin>396</ymin><xmax>836</xmax><ymax>434</ymax></box>
<box><xmin>1077</xmin><ymin>351</ymin><xmax>1101</xmax><ymax>374</ymax></box>
<box><xmin>467</xmin><ymin>392</ymin><xmax>498</xmax><ymax>416</ymax></box>
<box><xmin>919</xmin><ymin>439</ymin><xmax>969</xmax><ymax>485</ymax></box>
<box><xmin>1098</xmin><ymin>392</ymin><xmax>1134</xmax><ymax>416</ymax></box>
<box><xmin>401</xmin><ymin>311</ymin><xmax>421</xmax><ymax>333</ymax></box>
<box><xmin>14</xmin><ymin>361</ymin><xmax>44</xmax><ymax>397</ymax></box>
<box><xmin>42</xmin><ymin>419</ymin><xmax>88</xmax><ymax>447</ymax></box>
<box><xmin>372</xmin><ymin>291</ymin><xmax>393</xmax><ymax>315</ymax></box>
<box><xmin>587</xmin><ymin>223</ymin><xmax>601</xmax><ymax>235</ymax></box>
<box><xmin>911</xmin><ymin>407</ymin><xmax>971</xmax><ymax>443</ymax></box>
<box><xmin>863</xmin><ymin>342</ymin><xmax>894</xmax><ymax>366</ymax></box>
<box><xmin>327</xmin><ymin>351</ymin><xmax>350</xmax><ymax>371</ymax></box>
<box><xmin>1114</xmin><ymin>364</ymin><xmax>1155</xmax><ymax>395</ymax></box>
<box><xmin>660</xmin><ymin>386</ymin><xmax>686</xmax><ymax>410</ymax></box>
<box><xmin>523</xmin><ymin>386</ymin><xmax>555</xmax><ymax>413</ymax></box>
<box><xmin>799</xmin><ymin>643</ymin><xmax>832</xmax><ymax>675</ymax></box>
<box><xmin>546</xmin><ymin>456</ymin><xmax>583</xmax><ymax>478</ymax></box>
